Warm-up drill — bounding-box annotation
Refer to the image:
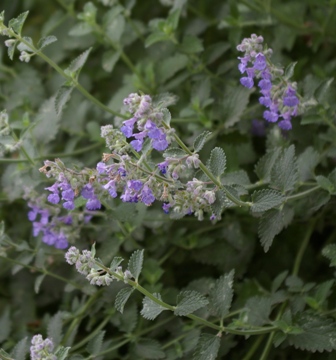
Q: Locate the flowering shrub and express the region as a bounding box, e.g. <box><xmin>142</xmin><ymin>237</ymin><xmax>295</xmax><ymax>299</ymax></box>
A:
<box><xmin>1</xmin><ymin>1</ymin><xmax>336</xmax><ymax>359</ymax></box>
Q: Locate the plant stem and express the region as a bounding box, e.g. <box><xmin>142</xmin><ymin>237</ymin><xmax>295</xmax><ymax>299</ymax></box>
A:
<box><xmin>242</xmin><ymin>335</ymin><xmax>265</xmax><ymax>360</ymax></box>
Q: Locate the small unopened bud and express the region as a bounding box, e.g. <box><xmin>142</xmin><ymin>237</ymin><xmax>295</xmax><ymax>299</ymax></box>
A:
<box><xmin>4</xmin><ymin>39</ymin><xmax>15</xmax><ymax>47</ymax></box>
<box><xmin>19</xmin><ymin>51</ymin><xmax>30</xmax><ymax>63</ymax></box>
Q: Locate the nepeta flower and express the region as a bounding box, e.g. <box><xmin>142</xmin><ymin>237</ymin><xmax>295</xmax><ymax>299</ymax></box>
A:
<box><xmin>141</xmin><ymin>185</ymin><xmax>155</xmax><ymax>206</ymax></box>
<box><xmin>30</xmin><ymin>335</ymin><xmax>56</xmax><ymax>360</ymax></box>
<box><xmin>238</xmin><ymin>34</ymin><xmax>300</xmax><ymax>130</ymax></box>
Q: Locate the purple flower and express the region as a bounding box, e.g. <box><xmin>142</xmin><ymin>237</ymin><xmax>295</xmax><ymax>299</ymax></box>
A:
<box><xmin>104</xmin><ymin>180</ymin><xmax>117</xmax><ymax>198</ymax></box>
<box><xmin>118</xmin><ymin>167</ymin><xmax>127</xmax><ymax>177</ymax></box>
<box><xmin>162</xmin><ymin>203</ymin><xmax>171</xmax><ymax>214</ymax></box>
<box><xmin>141</xmin><ymin>185</ymin><xmax>155</xmax><ymax>206</ymax></box>
<box><xmin>86</xmin><ymin>197</ymin><xmax>101</xmax><ymax>210</ymax></box>
<box><xmin>81</xmin><ymin>184</ymin><xmax>94</xmax><ymax>199</ymax></box>
<box><xmin>55</xmin><ymin>233</ymin><xmax>69</xmax><ymax>249</ymax></box>
<box><xmin>283</xmin><ymin>95</ymin><xmax>299</xmax><ymax>107</ymax></box>
<box><xmin>258</xmin><ymin>79</ymin><xmax>272</xmax><ymax>91</ymax></box>
<box><xmin>263</xmin><ymin>110</ymin><xmax>279</xmax><ymax>123</ymax></box>
<box><xmin>62</xmin><ymin>189</ymin><xmax>75</xmax><ymax>201</ymax></box>
<box><xmin>251</xmin><ymin>119</ymin><xmax>266</xmax><ymax>136</ymax></box>
<box><xmin>145</xmin><ymin>120</ymin><xmax>161</xmax><ymax>139</ymax></box>
<box><xmin>259</xmin><ymin>96</ymin><xmax>272</xmax><ymax>107</ymax></box>
<box><xmin>152</xmin><ymin>133</ymin><xmax>169</xmax><ymax>151</ymax></box>
<box><xmin>128</xmin><ymin>180</ymin><xmax>143</xmax><ymax>192</ymax></box>
<box><xmin>48</xmin><ymin>193</ymin><xmax>60</xmax><ymax>204</ymax></box>
<box><xmin>130</xmin><ymin>139</ymin><xmax>143</xmax><ymax>152</ymax></box>
<box><xmin>96</xmin><ymin>162</ymin><xmax>106</xmax><ymax>174</ymax></box>
<box><xmin>240</xmin><ymin>77</ymin><xmax>254</xmax><ymax>88</ymax></box>
<box><xmin>253</xmin><ymin>53</ymin><xmax>267</xmax><ymax>70</ymax></box>
<box><xmin>278</xmin><ymin>120</ymin><xmax>292</xmax><ymax>130</ymax></box>
<box><xmin>157</xmin><ymin>161</ymin><xmax>169</xmax><ymax>174</ymax></box>
<box><xmin>63</xmin><ymin>201</ymin><xmax>75</xmax><ymax>211</ymax></box>
<box><xmin>45</xmin><ymin>183</ymin><xmax>59</xmax><ymax>193</ymax></box>
<box><xmin>121</xmin><ymin>117</ymin><xmax>138</xmax><ymax>138</ymax></box>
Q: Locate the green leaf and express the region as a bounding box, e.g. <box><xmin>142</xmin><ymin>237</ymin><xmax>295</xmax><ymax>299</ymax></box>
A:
<box><xmin>174</xmin><ymin>290</ymin><xmax>208</xmax><ymax>316</ymax></box>
<box><xmin>209</xmin><ymin>270</ymin><xmax>234</xmax><ymax>319</ymax></box>
<box><xmin>251</xmin><ymin>189</ymin><xmax>284</xmax><ymax>213</ymax></box>
<box><xmin>179</xmin><ymin>35</ymin><xmax>204</xmax><ymax>54</ymax></box>
<box><xmin>34</xmin><ymin>274</ymin><xmax>46</xmax><ymax>294</ymax></box>
<box><xmin>322</xmin><ymin>244</ymin><xmax>336</xmax><ymax>267</ymax></box>
<box><xmin>166</xmin><ymin>9</ymin><xmax>181</xmax><ymax>30</ymax></box>
<box><xmin>209</xmin><ymin>147</ymin><xmax>226</xmax><ymax>177</ymax></box>
<box><xmin>37</xmin><ymin>35</ymin><xmax>57</xmax><ymax>50</ymax></box>
<box><xmin>316</xmin><ymin>175</ymin><xmax>334</xmax><ymax>193</ymax></box>
<box><xmin>141</xmin><ymin>293</ymin><xmax>167</xmax><ymax>320</ymax></box>
<box><xmin>157</xmin><ymin>54</ymin><xmax>189</xmax><ymax>84</ymax></box>
<box><xmin>69</xmin><ymin>22</ymin><xmax>93</xmax><ymax>36</ymax></box>
<box><xmin>271</xmin><ymin>145</ymin><xmax>298</xmax><ymax>193</ymax></box>
<box><xmin>193</xmin><ymin>333</ymin><xmax>221</xmax><ymax>360</ymax></box>
<box><xmin>10</xmin><ymin>337</ymin><xmax>28</xmax><ymax>360</ymax></box>
<box><xmin>9</xmin><ymin>11</ymin><xmax>29</xmax><ymax>35</ymax></box>
<box><xmin>221</xmin><ymin>170</ymin><xmax>251</xmax><ymax>186</ymax></box>
<box><xmin>315</xmin><ymin>78</ymin><xmax>334</xmax><ymax>104</ymax></box>
<box><xmin>255</xmin><ymin>148</ymin><xmax>281</xmax><ymax>183</ymax></box>
<box><xmin>33</xmin><ymin>97</ymin><xmax>61</xmax><ymax>143</ymax></box>
<box><xmin>55</xmin><ymin>86</ymin><xmax>74</xmax><ymax>115</ymax></box>
<box><xmin>314</xmin><ymin>280</ymin><xmax>334</xmax><ymax>306</ymax></box>
<box><xmin>210</xmin><ymin>189</ymin><xmax>229</xmax><ymax>217</ymax></box>
<box><xmin>163</xmin><ymin>147</ymin><xmax>187</xmax><ymax>158</ymax></box>
<box><xmin>102</xmin><ymin>50</ymin><xmax>120</xmax><ymax>73</ymax></box>
<box><xmin>110</xmin><ymin>258</ymin><xmax>124</xmax><ymax>272</ymax></box>
<box><xmin>258</xmin><ymin>207</ymin><xmax>294</xmax><ymax>252</ymax></box>
<box><xmin>47</xmin><ymin>312</ymin><xmax>63</xmax><ymax>347</ymax></box>
<box><xmin>67</xmin><ymin>48</ymin><xmax>92</xmax><ymax>73</ymax></box>
<box><xmin>7</xmin><ymin>43</ymin><xmax>16</xmax><ymax>61</ymax></box>
<box><xmin>284</xmin><ymin>61</ymin><xmax>297</xmax><ymax>80</ymax></box>
<box><xmin>0</xmin><ymin>308</ymin><xmax>11</xmax><ymax>343</ymax></box>
<box><xmin>222</xmin><ymin>87</ymin><xmax>251</xmax><ymax>128</ymax></box>
<box><xmin>128</xmin><ymin>249</ymin><xmax>144</xmax><ymax>282</ymax></box>
<box><xmin>86</xmin><ymin>331</ymin><xmax>105</xmax><ymax>355</ymax></box>
<box><xmin>193</xmin><ymin>131</ymin><xmax>212</xmax><ymax>153</ymax></box>
<box><xmin>145</xmin><ymin>31</ymin><xmax>170</xmax><ymax>47</ymax></box>
<box><xmin>11</xmin><ymin>253</ymin><xmax>34</xmax><ymax>275</ymax></box>
<box><xmin>105</xmin><ymin>14</ymin><xmax>125</xmax><ymax>43</ymax></box>
<box><xmin>287</xmin><ymin>313</ymin><xmax>336</xmax><ymax>352</ymax></box>
<box><xmin>0</xmin><ymin>349</ymin><xmax>14</xmax><ymax>360</ymax></box>
<box><xmin>54</xmin><ymin>347</ymin><xmax>71</xmax><ymax>360</ymax></box>
<box><xmin>297</xmin><ymin>147</ymin><xmax>320</xmax><ymax>181</ymax></box>
<box><xmin>17</xmin><ymin>36</ymin><xmax>34</xmax><ymax>52</ymax></box>
<box><xmin>115</xmin><ymin>287</ymin><xmax>135</xmax><ymax>313</ymax></box>
<box><xmin>271</xmin><ymin>271</ymin><xmax>289</xmax><ymax>293</ymax></box>
<box><xmin>245</xmin><ymin>296</ymin><xmax>272</xmax><ymax>326</ymax></box>
<box><xmin>134</xmin><ymin>339</ymin><xmax>165</xmax><ymax>359</ymax></box>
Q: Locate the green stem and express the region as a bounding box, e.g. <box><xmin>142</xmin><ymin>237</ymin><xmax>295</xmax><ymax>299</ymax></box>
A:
<box><xmin>286</xmin><ymin>186</ymin><xmax>320</xmax><ymax>201</ymax></box>
<box><xmin>242</xmin><ymin>335</ymin><xmax>265</xmax><ymax>360</ymax></box>
<box><xmin>8</xmin><ymin>29</ymin><xmax>126</xmax><ymax>119</ymax></box>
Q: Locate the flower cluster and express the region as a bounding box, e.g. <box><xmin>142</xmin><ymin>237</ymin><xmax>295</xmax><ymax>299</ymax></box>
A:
<box><xmin>65</xmin><ymin>246</ymin><xmax>132</xmax><ymax>285</ymax></box>
<box><xmin>237</xmin><ymin>34</ymin><xmax>300</xmax><ymax>130</ymax></box>
<box><xmin>30</xmin><ymin>335</ymin><xmax>56</xmax><ymax>360</ymax></box>
<box><xmin>121</xmin><ymin>93</ymin><xmax>170</xmax><ymax>152</ymax></box>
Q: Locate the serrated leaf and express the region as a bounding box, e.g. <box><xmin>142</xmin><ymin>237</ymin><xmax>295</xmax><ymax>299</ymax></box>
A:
<box><xmin>134</xmin><ymin>339</ymin><xmax>165</xmax><ymax>359</ymax></box>
<box><xmin>47</xmin><ymin>312</ymin><xmax>63</xmax><ymax>347</ymax></box>
<box><xmin>67</xmin><ymin>48</ymin><xmax>92</xmax><ymax>73</ymax></box>
<box><xmin>271</xmin><ymin>271</ymin><xmax>289</xmax><ymax>293</ymax></box>
<box><xmin>9</xmin><ymin>11</ymin><xmax>29</xmax><ymax>35</ymax></box>
<box><xmin>255</xmin><ymin>148</ymin><xmax>281</xmax><ymax>182</ymax></box>
<box><xmin>37</xmin><ymin>35</ymin><xmax>57</xmax><ymax>50</ymax></box>
<box><xmin>322</xmin><ymin>244</ymin><xmax>336</xmax><ymax>267</ymax></box>
<box><xmin>157</xmin><ymin>54</ymin><xmax>189</xmax><ymax>84</ymax></box>
<box><xmin>193</xmin><ymin>131</ymin><xmax>212</xmax><ymax>152</ymax></box>
<box><xmin>251</xmin><ymin>189</ymin><xmax>284</xmax><ymax>213</ymax></box>
<box><xmin>210</xmin><ymin>189</ymin><xmax>227</xmax><ymax>217</ymax></box>
<box><xmin>86</xmin><ymin>331</ymin><xmax>105</xmax><ymax>355</ymax></box>
<box><xmin>287</xmin><ymin>313</ymin><xmax>336</xmax><ymax>352</ymax></box>
<box><xmin>314</xmin><ymin>280</ymin><xmax>334</xmax><ymax>306</ymax></box>
<box><xmin>209</xmin><ymin>147</ymin><xmax>226</xmax><ymax>177</ymax></box>
<box><xmin>69</xmin><ymin>22</ymin><xmax>93</xmax><ymax>36</ymax></box>
<box><xmin>316</xmin><ymin>175</ymin><xmax>334</xmax><ymax>193</ymax></box>
<box><xmin>163</xmin><ymin>147</ymin><xmax>187</xmax><ymax>158</ymax></box>
<box><xmin>115</xmin><ymin>287</ymin><xmax>134</xmax><ymax>313</ymax></box>
<box><xmin>258</xmin><ymin>207</ymin><xmax>294</xmax><ymax>252</ymax></box>
<box><xmin>55</xmin><ymin>86</ymin><xmax>74</xmax><ymax>115</ymax></box>
<box><xmin>54</xmin><ymin>347</ymin><xmax>71</xmax><ymax>360</ymax></box>
<box><xmin>0</xmin><ymin>308</ymin><xmax>11</xmax><ymax>342</ymax></box>
<box><xmin>34</xmin><ymin>274</ymin><xmax>46</xmax><ymax>294</ymax></box>
<box><xmin>12</xmin><ymin>253</ymin><xmax>34</xmax><ymax>275</ymax></box>
<box><xmin>10</xmin><ymin>337</ymin><xmax>28</xmax><ymax>360</ymax></box>
<box><xmin>0</xmin><ymin>349</ymin><xmax>14</xmax><ymax>360</ymax></box>
<box><xmin>315</xmin><ymin>78</ymin><xmax>334</xmax><ymax>104</ymax></box>
<box><xmin>245</xmin><ymin>296</ymin><xmax>272</xmax><ymax>326</ymax></box>
<box><xmin>193</xmin><ymin>333</ymin><xmax>221</xmax><ymax>360</ymax></box>
<box><xmin>128</xmin><ymin>249</ymin><xmax>144</xmax><ymax>282</ymax></box>
<box><xmin>284</xmin><ymin>61</ymin><xmax>297</xmax><ymax>80</ymax></box>
<box><xmin>174</xmin><ymin>290</ymin><xmax>208</xmax><ymax>316</ymax></box>
<box><xmin>141</xmin><ymin>293</ymin><xmax>166</xmax><ymax>320</ymax></box>
<box><xmin>167</xmin><ymin>9</ymin><xmax>181</xmax><ymax>30</ymax></box>
<box><xmin>209</xmin><ymin>270</ymin><xmax>234</xmax><ymax>319</ymax></box>
<box><xmin>7</xmin><ymin>43</ymin><xmax>16</xmax><ymax>61</ymax></box>
<box><xmin>221</xmin><ymin>170</ymin><xmax>251</xmax><ymax>186</ymax></box>
<box><xmin>271</xmin><ymin>145</ymin><xmax>298</xmax><ymax>193</ymax></box>
<box><xmin>17</xmin><ymin>36</ymin><xmax>33</xmax><ymax>52</ymax></box>
<box><xmin>110</xmin><ymin>256</ymin><xmax>124</xmax><ymax>272</ymax></box>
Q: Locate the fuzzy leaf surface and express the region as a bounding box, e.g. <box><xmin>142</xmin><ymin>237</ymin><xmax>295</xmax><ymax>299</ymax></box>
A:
<box><xmin>193</xmin><ymin>333</ymin><xmax>221</xmax><ymax>360</ymax></box>
<box><xmin>55</xmin><ymin>86</ymin><xmax>74</xmax><ymax>115</ymax></box>
<box><xmin>86</xmin><ymin>331</ymin><xmax>105</xmax><ymax>355</ymax></box>
<box><xmin>174</xmin><ymin>290</ymin><xmax>209</xmax><ymax>316</ymax></box>
<box><xmin>141</xmin><ymin>293</ymin><xmax>166</xmax><ymax>320</ymax></box>
<box><xmin>193</xmin><ymin>131</ymin><xmax>212</xmax><ymax>153</ymax></box>
<box><xmin>115</xmin><ymin>287</ymin><xmax>135</xmax><ymax>314</ymax></box>
<box><xmin>209</xmin><ymin>147</ymin><xmax>226</xmax><ymax>177</ymax></box>
<box><xmin>67</xmin><ymin>48</ymin><xmax>92</xmax><ymax>73</ymax></box>
<box><xmin>209</xmin><ymin>270</ymin><xmax>234</xmax><ymax>319</ymax></box>
<box><xmin>128</xmin><ymin>249</ymin><xmax>144</xmax><ymax>282</ymax></box>
<box><xmin>251</xmin><ymin>189</ymin><xmax>284</xmax><ymax>213</ymax></box>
